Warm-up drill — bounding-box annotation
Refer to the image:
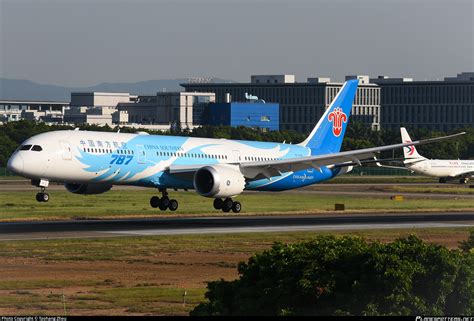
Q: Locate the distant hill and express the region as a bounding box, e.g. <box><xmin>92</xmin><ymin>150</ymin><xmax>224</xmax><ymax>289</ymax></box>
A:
<box><xmin>0</xmin><ymin>78</ymin><xmax>234</xmax><ymax>102</ymax></box>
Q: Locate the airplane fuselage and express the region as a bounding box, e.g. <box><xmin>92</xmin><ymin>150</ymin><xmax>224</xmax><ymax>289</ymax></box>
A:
<box><xmin>8</xmin><ymin>130</ymin><xmax>345</xmax><ymax>193</ymax></box>
<box><xmin>406</xmin><ymin>159</ymin><xmax>474</xmax><ymax>178</ymax></box>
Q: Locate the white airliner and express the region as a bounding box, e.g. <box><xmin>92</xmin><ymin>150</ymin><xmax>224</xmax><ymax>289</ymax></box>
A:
<box><xmin>6</xmin><ymin>80</ymin><xmax>463</xmax><ymax>213</ymax></box>
<box><xmin>398</xmin><ymin>127</ymin><xmax>473</xmax><ymax>184</ymax></box>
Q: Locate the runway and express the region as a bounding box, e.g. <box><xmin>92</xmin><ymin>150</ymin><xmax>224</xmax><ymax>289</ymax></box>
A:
<box><xmin>1</xmin><ymin>212</ymin><xmax>473</xmax><ymax>241</ymax></box>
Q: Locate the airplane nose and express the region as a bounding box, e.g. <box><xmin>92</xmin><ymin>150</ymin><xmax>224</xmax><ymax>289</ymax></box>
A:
<box><xmin>7</xmin><ymin>153</ymin><xmax>24</xmax><ymax>175</ymax></box>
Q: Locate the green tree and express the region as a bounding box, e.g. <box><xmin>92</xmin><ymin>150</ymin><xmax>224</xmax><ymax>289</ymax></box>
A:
<box><xmin>191</xmin><ymin>235</ymin><xmax>474</xmax><ymax>316</ymax></box>
<box><xmin>460</xmin><ymin>230</ymin><xmax>474</xmax><ymax>253</ymax></box>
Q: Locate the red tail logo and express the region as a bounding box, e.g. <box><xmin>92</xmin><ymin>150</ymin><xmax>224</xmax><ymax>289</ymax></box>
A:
<box><xmin>328</xmin><ymin>107</ymin><xmax>347</xmax><ymax>137</ymax></box>
<box><xmin>404</xmin><ymin>140</ymin><xmax>415</xmax><ymax>156</ymax></box>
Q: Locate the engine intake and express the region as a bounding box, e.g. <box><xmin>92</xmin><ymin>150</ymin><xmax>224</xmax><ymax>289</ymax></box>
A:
<box><xmin>193</xmin><ymin>165</ymin><xmax>245</xmax><ymax>198</ymax></box>
<box><xmin>65</xmin><ymin>183</ymin><xmax>112</xmax><ymax>195</ymax></box>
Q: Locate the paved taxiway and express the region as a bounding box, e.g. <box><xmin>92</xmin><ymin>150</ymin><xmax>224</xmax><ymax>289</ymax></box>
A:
<box><xmin>1</xmin><ymin>213</ymin><xmax>473</xmax><ymax>241</ymax></box>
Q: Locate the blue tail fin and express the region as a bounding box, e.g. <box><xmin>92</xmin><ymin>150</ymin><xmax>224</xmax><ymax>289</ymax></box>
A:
<box><xmin>298</xmin><ymin>79</ymin><xmax>358</xmax><ymax>155</ymax></box>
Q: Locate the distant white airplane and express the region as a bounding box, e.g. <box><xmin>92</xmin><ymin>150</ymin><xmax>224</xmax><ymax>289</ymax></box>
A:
<box><xmin>396</xmin><ymin>127</ymin><xmax>472</xmax><ymax>184</ymax></box>
<box><xmin>6</xmin><ymin>80</ymin><xmax>463</xmax><ymax>212</ymax></box>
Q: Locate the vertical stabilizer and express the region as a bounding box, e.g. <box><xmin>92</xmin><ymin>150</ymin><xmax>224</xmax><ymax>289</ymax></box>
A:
<box><xmin>400</xmin><ymin>127</ymin><xmax>425</xmax><ymax>159</ymax></box>
<box><xmin>299</xmin><ymin>79</ymin><xmax>358</xmax><ymax>155</ymax></box>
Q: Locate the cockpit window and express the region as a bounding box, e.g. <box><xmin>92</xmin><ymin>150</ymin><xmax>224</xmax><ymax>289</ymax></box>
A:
<box><xmin>31</xmin><ymin>145</ymin><xmax>43</xmax><ymax>152</ymax></box>
<box><xmin>19</xmin><ymin>145</ymin><xmax>32</xmax><ymax>151</ymax></box>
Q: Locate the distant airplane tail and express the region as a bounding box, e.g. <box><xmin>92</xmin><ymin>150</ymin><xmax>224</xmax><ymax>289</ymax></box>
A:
<box><xmin>299</xmin><ymin>79</ymin><xmax>358</xmax><ymax>155</ymax></box>
<box><xmin>400</xmin><ymin>127</ymin><xmax>425</xmax><ymax>160</ymax></box>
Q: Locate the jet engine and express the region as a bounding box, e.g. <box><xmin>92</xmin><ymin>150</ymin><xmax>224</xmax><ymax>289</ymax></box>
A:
<box><xmin>65</xmin><ymin>183</ymin><xmax>112</xmax><ymax>195</ymax></box>
<box><xmin>193</xmin><ymin>164</ymin><xmax>246</xmax><ymax>198</ymax></box>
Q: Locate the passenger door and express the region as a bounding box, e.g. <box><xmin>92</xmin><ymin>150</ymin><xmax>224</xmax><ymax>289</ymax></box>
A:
<box><xmin>60</xmin><ymin>141</ymin><xmax>72</xmax><ymax>160</ymax></box>
<box><xmin>232</xmin><ymin>150</ymin><xmax>241</xmax><ymax>162</ymax></box>
<box><xmin>137</xmin><ymin>145</ymin><xmax>146</xmax><ymax>164</ymax></box>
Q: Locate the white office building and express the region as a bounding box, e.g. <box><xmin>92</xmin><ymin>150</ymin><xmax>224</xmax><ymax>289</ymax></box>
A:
<box><xmin>118</xmin><ymin>92</ymin><xmax>215</xmax><ymax>128</ymax></box>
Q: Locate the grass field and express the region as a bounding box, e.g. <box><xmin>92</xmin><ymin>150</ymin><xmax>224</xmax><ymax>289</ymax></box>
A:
<box><xmin>1</xmin><ymin>189</ymin><xmax>473</xmax><ymax>221</ymax></box>
<box><xmin>0</xmin><ymin>228</ymin><xmax>472</xmax><ymax>316</ymax></box>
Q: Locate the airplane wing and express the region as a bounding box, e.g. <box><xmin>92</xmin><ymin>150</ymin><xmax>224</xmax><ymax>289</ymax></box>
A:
<box><xmin>238</xmin><ymin>132</ymin><xmax>465</xmax><ymax>178</ymax></box>
<box><xmin>448</xmin><ymin>171</ymin><xmax>474</xmax><ymax>179</ymax></box>
<box><xmin>168</xmin><ymin>132</ymin><xmax>465</xmax><ymax>180</ymax></box>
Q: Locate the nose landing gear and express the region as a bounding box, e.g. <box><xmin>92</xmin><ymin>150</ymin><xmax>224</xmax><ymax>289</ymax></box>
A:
<box><xmin>149</xmin><ymin>189</ymin><xmax>178</xmax><ymax>211</ymax></box>
<box><xmin>36</xmin><ymin>191</ymin><xmax>49</xmax><ymax>202</ymax></box>
<box><xmin>33</xmin><ymin>179</ymin><xmax>50</xmax><ymax>202</ymax></box>
<box><xmin>214</xmin><ymin>198</ymin><xmax>241</xmax><ymax>213</ymax></box>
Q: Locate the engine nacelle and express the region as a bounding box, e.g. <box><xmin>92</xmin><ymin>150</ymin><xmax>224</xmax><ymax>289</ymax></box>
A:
<box><xmin>65</xmin><ymin>183</ymin><xmax>112</xmax><ymax>195</ymax></box>
<box><xmin>193</xmin><ymin>164</ymin><xmax>246</xmax><ymax>198</ymax></box>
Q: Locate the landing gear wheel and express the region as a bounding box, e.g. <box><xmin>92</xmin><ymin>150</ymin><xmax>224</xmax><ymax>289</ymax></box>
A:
<box><xmin>159</xmin><ymin>197</ymin><xmax>170</xmax><ymax>211</ymax></box>
<box><xmin>213</xmin><ymin>198</ymin><xmax>223</xmax><ymax>210</ymax></box>
<box><xmin>36</xmin><ymin>192</ymin><xmax>49</xmax><ymax>202</ymax></box>
<box><xmin>222</xmin><ymin>198</ymin><xmax>233</xmax><ymax>213</ymax></box>
<box><xmin>168</xmin><ymin>199</ymin><xmax>178</xmax><ymax>211</ymax></box>
<box><xmin>232</xmin><ymin>201</ymin><xmax>241</xmax><ymax>213</ymax></box>
<box><xmin>150</xmin><ymin>196</ymin><xmax>160</xmax><ymax>208</ymax></box>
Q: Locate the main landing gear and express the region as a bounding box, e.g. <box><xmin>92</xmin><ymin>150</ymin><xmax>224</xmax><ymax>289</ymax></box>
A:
<box><xmin>150</xmin><ymin>189</ymin><xmax>178</xmax><ymax>211</ymax></box>
<box><xmin>33</xmin><ymin>179</ymin><xmax>50</xmax><ymax>202</ymax></box>
<box><xmin>213</xmin><ymin>198</ymin><xmax>241</xmax><ymax>213</ymax></box>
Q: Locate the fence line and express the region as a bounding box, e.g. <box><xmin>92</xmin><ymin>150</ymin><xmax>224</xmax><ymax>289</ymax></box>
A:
<box><xmin>346</xmin><ymin>166</ymin><xmax>413</xmax><ymax>176</ymax></box>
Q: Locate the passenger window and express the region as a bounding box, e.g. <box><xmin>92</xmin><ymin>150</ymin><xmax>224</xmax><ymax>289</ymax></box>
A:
<box><xmin>31</xmin><ymin>145</ymin><xmax>42</xmax><ymax>151</ymax></box>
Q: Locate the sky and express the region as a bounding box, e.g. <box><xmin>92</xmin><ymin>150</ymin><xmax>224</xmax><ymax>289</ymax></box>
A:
<box><xmin>0</xmin><ymin>0</ymin><xmax>472</xmax><ymax>87</ymax></box>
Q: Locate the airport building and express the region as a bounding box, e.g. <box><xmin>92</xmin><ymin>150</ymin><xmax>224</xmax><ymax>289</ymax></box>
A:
<box><xmin>118</xmin><ymin>92</ymin><xmax>215</xmax><ymax>129</ymax></box>
<box><xmin>373</xmin><ymin>72</ymin><xmax>474</xmax><ymax>131</ymax></box>
<box><xmin>207</xmin><ymin>102</ymin><xmax>279</xmax><ymax>131</ymax></box>
<box><xmin>64</xmin><ymin>92</ymin><xmax>132</xmax><ymax>126</ymax></box>
<box><xmin>0</xmin><ymin>100</ymin><xmax>69</xmax><ymax>123</ymax></box>
<box><xmin>182</xmin><ymin>74</ymin><xmax>381</xmax><ymax>133</ymax></box>
<box><xmin>2</xmin><ymin>72</ymin><xmax>473</xmax><ymax>133</ymax></box>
